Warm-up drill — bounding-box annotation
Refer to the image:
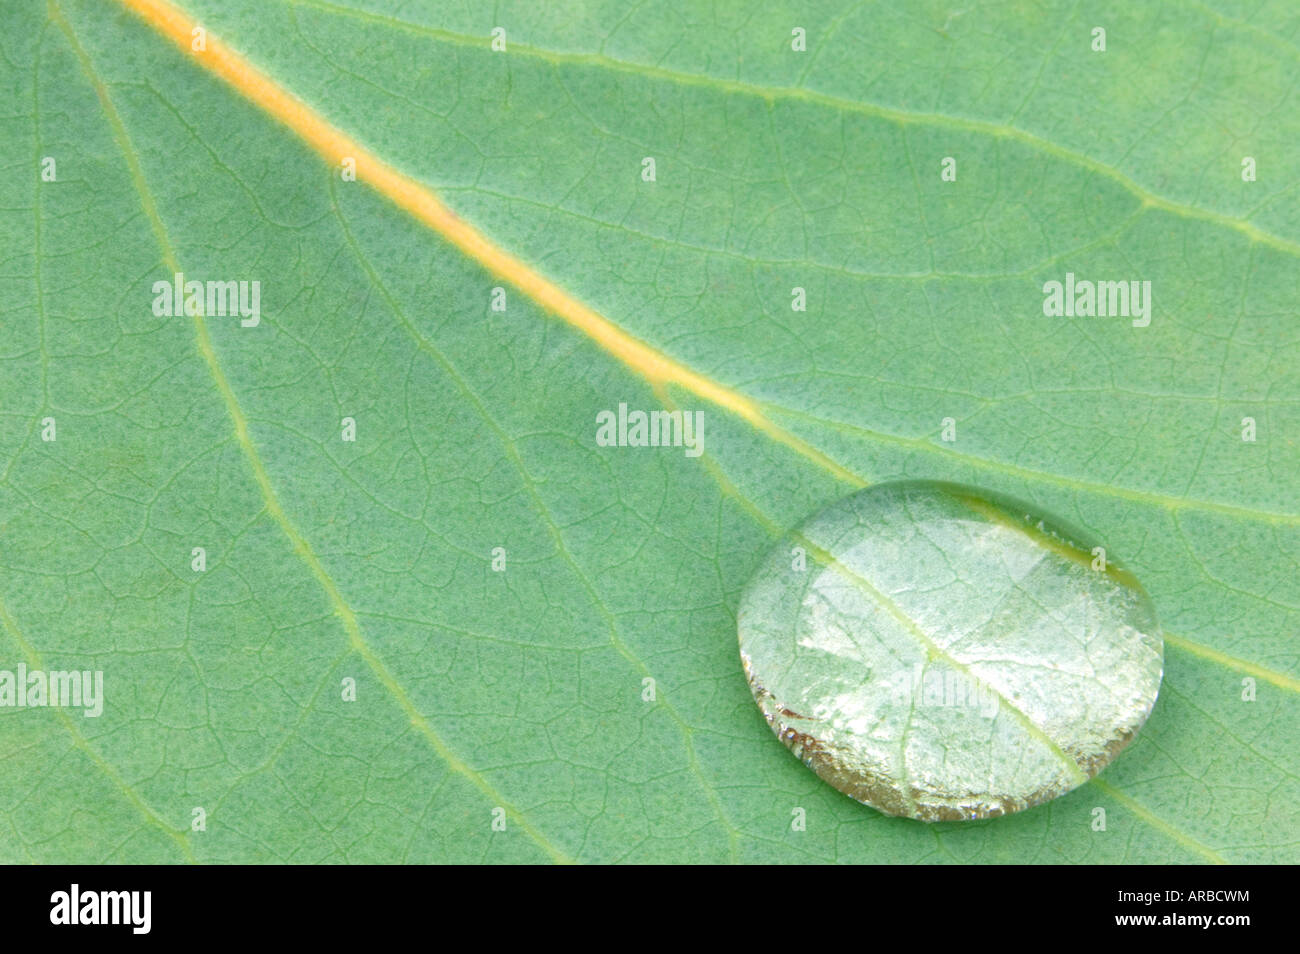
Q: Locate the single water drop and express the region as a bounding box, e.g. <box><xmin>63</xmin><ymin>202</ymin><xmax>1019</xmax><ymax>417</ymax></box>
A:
<box><xmin>738</xmin><ymin>480</ymin><xmax>1163</xmax><ymax>821</ymax></box>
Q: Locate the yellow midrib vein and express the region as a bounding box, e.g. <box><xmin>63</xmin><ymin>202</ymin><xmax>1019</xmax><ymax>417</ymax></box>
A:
<box><xmin>112</xmin><ymin>0</ymin><xmax>1300</xmax><ymax>696</ymax></box>
<box><xmin>103</xmin><ymin>0</ymin><xmax>1290</xmax><ymax>862</ymax></box>
<box><xmin>111</xmin><ymin>0</ymin><xmax>862</xmax><ymax>489</ymax></box>
<box><xmin>58</xmin><ymin>0</ymin><xmax>573</xmax><ymax>866</ymax></box>
<box><xmin>328</xmin><ymin>182</ymin><xmax>742</xmax><ymax>861</ymax></box>
<box><xmin>285</xmin><ymin>0</ymin><xmax>1300</xmax><ymax>259</ymax></box>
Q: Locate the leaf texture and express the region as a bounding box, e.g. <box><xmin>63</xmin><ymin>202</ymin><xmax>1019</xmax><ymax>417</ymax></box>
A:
<box><xmin>1</xmin><ymin>0</ymin><xmax>1298</xmax><ymax>863</ymax></box>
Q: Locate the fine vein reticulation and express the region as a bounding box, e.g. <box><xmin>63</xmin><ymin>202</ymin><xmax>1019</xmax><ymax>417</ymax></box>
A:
<box><xmin>9</xmin><ymin>0</ymin><xmax>1288</xmax><ymax>863</ymax></box>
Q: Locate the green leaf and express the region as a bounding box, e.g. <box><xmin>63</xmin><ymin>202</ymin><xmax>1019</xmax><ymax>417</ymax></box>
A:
<box><xmin>739</xmin><ymin>480</ymin><xmax>1164</xmax><ymax>822</ymax></box>
<box><xmin>2</xmin><ymin>0</ymin><xmax>1297</xmax><ymax>863</ymax></box>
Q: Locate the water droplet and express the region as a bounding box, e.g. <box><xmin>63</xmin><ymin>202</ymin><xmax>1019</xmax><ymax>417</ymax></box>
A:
<box><xmin>738</xmin><ymin>480</ymin><xmax>1163</xmax><ymax>821</ymax></box>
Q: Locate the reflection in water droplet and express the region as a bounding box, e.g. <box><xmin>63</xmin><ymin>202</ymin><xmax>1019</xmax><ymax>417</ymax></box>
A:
<box><xmin>738</xmin><ymin>480</ymin><xmax>1163</xmax><ymax>821</ymax></box>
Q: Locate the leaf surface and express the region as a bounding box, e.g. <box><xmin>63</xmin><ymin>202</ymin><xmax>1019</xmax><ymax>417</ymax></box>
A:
<box><xmin>1</xmin><ymin>0</ymin><xmax>1297</xmax><ymax>862</ymax></box>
